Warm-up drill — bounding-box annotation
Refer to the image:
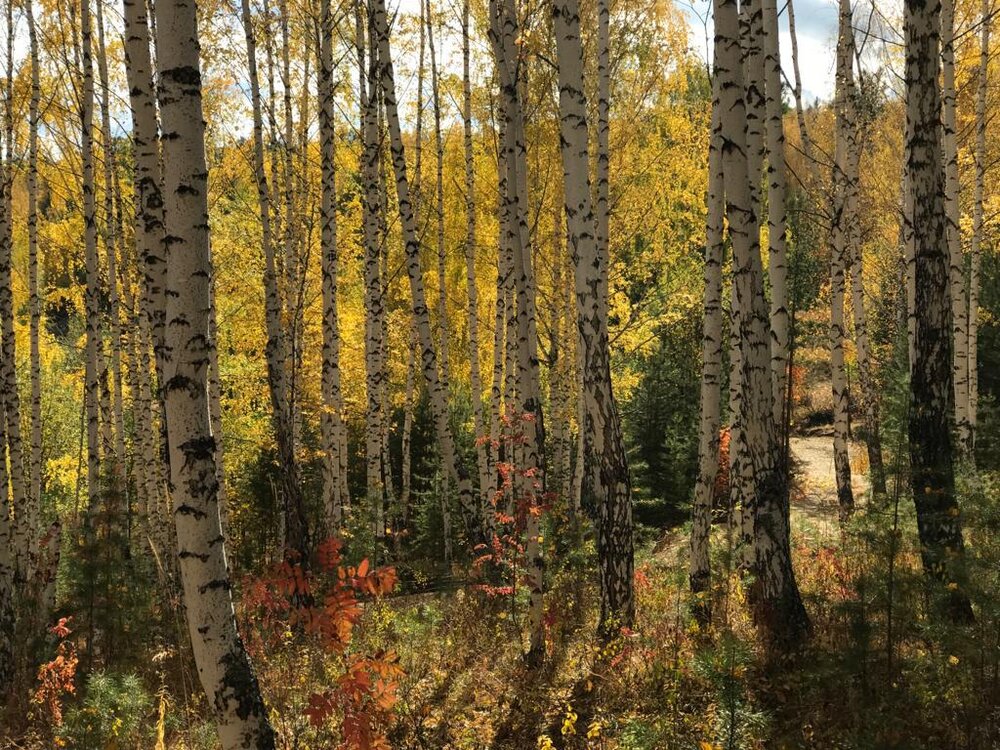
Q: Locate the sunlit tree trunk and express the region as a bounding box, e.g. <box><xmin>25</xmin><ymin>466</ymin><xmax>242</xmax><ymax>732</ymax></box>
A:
<box><xmin>729</xmin><ymin>257</ymin><xmax>751</xmax><ymax>567</ymax></box>
<box><xmin>690</xmin><ymin>94</ymin><xmax>724</xmax><ymax>622</ymax></box>
<box><xmin>462</xmin><ymin>0</ymin><xmax>490</xmax><ymax>503</ymax></box>
<box><xmin>488</xmin><ymin>174</ymin><xmax>508</xmax><ymax>509</ymax></box>
<box><xmin>715</xmin><ymin>0</ymin><xmax>810</xmax><ymax>647</ymax></box>
<box><xmin>595</xmin><ymin>0</ymin><xmax>610</xmax><ymax>289</ymax></box>
<box><xmin>489</xmin><ymin>0</ymin><xmax>545</xmax><ymax>660</ymax></box>
<box><xmin>761</xmin><ymin>0</ymin><xmax>788</xmax><ymax>439</ymax></box>
<box><xmin>26</xmin><ymin>0</ymin><xmax>42</xmax><ymax>578</ymax></box>
<box><xmin>941</xmin><ymin>0</ymin><xmax>970</xmax><ymax>455</ymax></box>
<box><xmin>80</xmin><ymin>0</ymin><xmax>102</xmax><ymax>528</ymax></box>
<box><xmin>553</xmin><ymin>0</ymin><xmax>634</xmax><ymax>633</ymax></box>
<box><xmin>968</xmin><ymin>0</ymin><xmax>989</xmax><ymax>457</ymax></box>
<box><xmin>427</xmin><ymin>0</ymin><xmax>449</xmax><ymax>390</ymax></box>
<box><xmin>319</xmin><ymin>0</ymin><xmax>348</xmax><ymax>530</ymax></box>
<box><xmin>730</xmin><ymin>3</ymin><xmax>755</xmax><ymax>565</ymax></box>
<box><xmin>903</xmin><ymin>155</ymin><xmax>917</xmax><ymax>372</ymax></box>
<box><xmin>369</xmin><ymin>0</ymin><xmax>484</xmax><ymax>543</ymax></box>
<box><xmin>740</xmin><ymin>0</ymin><xmax>764</xmax><ymax>221</ymax></box>
<box><xmin>830</xmin><ymin>0</ymin><xmax>855</xmax><ymax>521</ymax></box>
<box><xmin>840</xmin><ymin>18</ymin><xmax>886</xmax><ymax>497</ymax></box>
<box><xmin>904</xmin><ymin>0</ymin><xmax>973</xmax><ymax>622</ymax></box>
<box><xmin>241</xmin><ymin>0</ymin><xmax>308</xmax><ymax>560</ymax></box>
<box><xmin>378</xmin><ymin>119</ymin><xmax>397</xmax><ymax>527</ymax></box>
<box><xmin>123</xmin><ymin>0</ymin><xmax>167</xmax><ymax>555</ymax></box>
<box><xmin>358</xmin><ymin>5</ymin><xmax>389</xmax><ymax>541</ymax></box>
<box><xmin>157</xmin><ymin>0</ymin><xmax>277</xmax><ymax>738</ymax></box>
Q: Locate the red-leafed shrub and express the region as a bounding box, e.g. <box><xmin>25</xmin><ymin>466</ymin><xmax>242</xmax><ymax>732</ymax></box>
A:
<box><xmin>31</xmin><ymin>617</ymin><xmax>78</xmax><ymax>727</ymax></box>
<box><xmin>241</xmin><ymin>538</ymin><xmax>402</xmax><ymax>750</ymax></box>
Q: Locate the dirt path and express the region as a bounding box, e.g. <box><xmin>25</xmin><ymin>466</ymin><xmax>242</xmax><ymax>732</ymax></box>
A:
<box><xmin>788</xmin><ymin>435</ymin><xmax>866</xmax><ymax>545</ymax></box>
<box><xmin>653</xmin><ymin>434</ymin><xmax>867</xmax><ymax>559</ymax></box>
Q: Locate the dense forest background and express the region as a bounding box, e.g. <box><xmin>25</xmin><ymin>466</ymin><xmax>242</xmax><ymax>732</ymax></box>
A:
<box><xmin>1</xmin><ymin>0</ymin><xmax>1000</xmax><ymax>746</ymax></box>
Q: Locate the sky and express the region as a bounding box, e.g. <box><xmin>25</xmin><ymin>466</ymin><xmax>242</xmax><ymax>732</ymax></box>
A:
<box><xmin>680</xmin><ymin>0</ymin><xmax>840</xmax><ymax>102</ymax></box>
<box><xmin>388</xmin><ymin>0</ymin><xmax>845</xmax><ymax>103</ymax></box>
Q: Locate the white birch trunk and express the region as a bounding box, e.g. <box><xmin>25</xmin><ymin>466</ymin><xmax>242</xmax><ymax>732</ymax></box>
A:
<box><xmin>157</xmin><ymin>0</ymin><xmax>277</xmax><ymax>739</ymax></box>
<box><xmin>715</xmin><ymin>0</ymin><xmax>810</xmax><ymax>646</ymax></box>
<box><xmin>80</xmin><ymin>0</ymin><xmax>103</xmax><ymax>532</ymax></box>
<box><xmin>941</xmin><ymin>0</ymin><xmax>970</xmax><ymax>454</ymax></box>
<box><xmin>319</xmin><ymin>0</ymin><xmax>349</xmax><ymax>529</ymax></box>
<box><xmin>690</xmin><ymin>95</ymin><xmax>724</xmax><ymax>620</ymax></box>
<box><xmin>123</xmin><ymin>0</ymin><xmax>167</xmax><ymax>555</ymax></box>
<box><xmin>904</xmin><ymin>0</ymin><xmax>973</xmax><ymax>621</ymax></box>
<box><xmin>968</xmin><ymin>0</ymin><xmax>989</xmax><ymax>456</ymax></box>
<box><xmin>26</xmin><ymin>0</ymin><xmax>42</xmax><ymax>576</ymax></box>
<box><xmin>462</xmin><ymin>0</ymin><xmax>490</xmax><ymax>504</ymax></box>
<box><xmin>830</xmin><ymin>0</ymin><xmax>855</xmax><ymax>521</ymax></box>
<box><xmin>553</xmin><ymin>0</ymin><xmax>634</xmax><ymax>632</ymax></box>
<box><xmin>369</xmin><ymin>0</ymin><xmax>484</xmax><ymax>543</ymax></box>
<box><xmin>761</xmin><ymin>0</ymin><xmax>788</xmax><ymax>435</ymax></box>
<box><xmin>241</xmin><ymin>0</ymin><xmax>308</xmax><ymax>559</ymax></box>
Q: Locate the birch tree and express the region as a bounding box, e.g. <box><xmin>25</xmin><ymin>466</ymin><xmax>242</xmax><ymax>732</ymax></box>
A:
<box><xmin>27</xmin><ymin>0</ymin><xmax>42</xmax><ymax>572</ymax></box>
<box><xmin>904</xmin><ymin>0</ymin><xmax>973</xmax><ymax>622</ymax></box>
<box><xmin>97</xmin><ymin>0</ymin><xmax>129</xmax><ymax>500</ymax></box>
<box><xmin>80</xmin><ymin>0</ymin><xmax>102</xmax><ymax>532</ymax></box>
<box><xmin>690</xmin><ymin>92</ymin><xmax>724</xmax><ymax>623</ymax></box>
<box><xmin>157</xmin><ymin>0</ymin><xmax>277</xmax><ymax>741</ymax></box>
<box><xmin>830</xmin><ymin>0</ymin><xmax>855</xmax><ymax>521</ymax></box>
<box><xmin>241</xmin><ymin>0</ymin><xmax>309</xmax><ymax>560</ymax></box>
<box><xmin>714</xmin><ymin>0</ymin><xmax>810</xmax><ymax>646</ymax></box>
<box><xmin>843</xmin><ymin>65</ymin><xmax>886</xmax><ymax>496</ymax></box>
<box><xmin>941</xmin><ymin>0</ymin><xmax>970</xmax><ymax>455</ymax></box>
<box><xmin>359</xmin><ymin>6</ymin><xmax>388</xmax><ymax>537</ymax></box>
<box><xmin>968</xmin><ymin>0</ymin><xmax>989</xmax><ymax>455</ymax></box>
<box><xmin>553</xmin><ymin>0</ymin><xmax>634</xmax><ymax>632</ymax></box>
<box><xmin>487</xmin><ymin>0</ymin><xmax>546</xmax><ymax>660</ymax></box>
<box><xmin>761</xmin><ymin>0</ymin><xmax>788</xmax><ymax>440</ymax></box>
<box><xmin>369</xmin><ymin>0</ymin><xmax>485</xmax><ymax>543</ymax></box>
<box><xmin>319</xmin><ymin>0</ymin><xmax>349</xmax><ymax>529</ymax></box>
<box><xmin>123</xmin><ymin>0</ymin><xmax>167</xmax><ymax>552</ymax></box>
<box><xmin>462</xmin><ymin>0</ymin><xmax>490</xmax><ymax>502</ymax></box>
<box><xmin>427</xmin><ymin>0</ymin><xmax>449</xmax><ymax>388</ymax></box>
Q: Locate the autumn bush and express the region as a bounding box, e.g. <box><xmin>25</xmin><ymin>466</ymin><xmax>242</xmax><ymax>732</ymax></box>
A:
<box><xmin>239</xmin><ymin>537</ymin><xmax>402</xmax><ymax>749</ymax></box>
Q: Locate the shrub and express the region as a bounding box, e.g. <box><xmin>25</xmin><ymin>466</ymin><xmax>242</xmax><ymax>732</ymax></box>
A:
<box><xmin>58</xmin><ymin>672</ymin><xmax>153</xmax><ymax>750</ymax></box>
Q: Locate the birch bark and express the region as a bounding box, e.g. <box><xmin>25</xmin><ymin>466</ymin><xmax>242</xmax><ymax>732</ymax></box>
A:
<box><xmin>157</xmin><ymin>0</ymin><xmax>277</xmax><ymax>737</ymax></box>
<box><xmin>830</xmin><ymin>0</ymin><xmax>855</xmax><ymax>521</ymax></box>
<box><xmin>715</xmin><ymin>0</ymin><xmax>810</xmax><ymax>646</ymax></box>
<box><xmin>319</xmin><ymin>0</ymin><xmax>349</xmax><ymax>528</ymax></box>
<box><xmin>241</xmin><ymin>0</ymin><xmax>309</xmax><ymax>560</ymax></box>
<box><xmin>904</xmin><ymin>0</ymin><xmax>973</xmax><ymax>622</ymax></box>
<box><xmin>369</xmin><ymin>0</ymin><xmax>484</xmax><ymax>543</ymax></box>
<box><xmin>968</xmin><ymin>0</ymin><xmax>989</xmax><ymax>456</ymax></box>
<box><xmin>26</xmin><ymin>0</ymin><xmax>42</xmax><ymax>574</ymax></box>
<box><xmin>941</xmin><ymin>0</ymin><xmax>970</xmax><ymax>454</ymax></box>
<box><xmin>690</xmin><ymin>93</ymin><xmax>724</xmax><ymax>621</ymax></box>
<box><xmin>463</xmin><ymin>0</ymin><xmax>490</xmax><ymax>502</ymax></box>
<box><xmin>553</xmin><ymin>0</ymin><xmax>634</xmax><ymax>632</ymax></box>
